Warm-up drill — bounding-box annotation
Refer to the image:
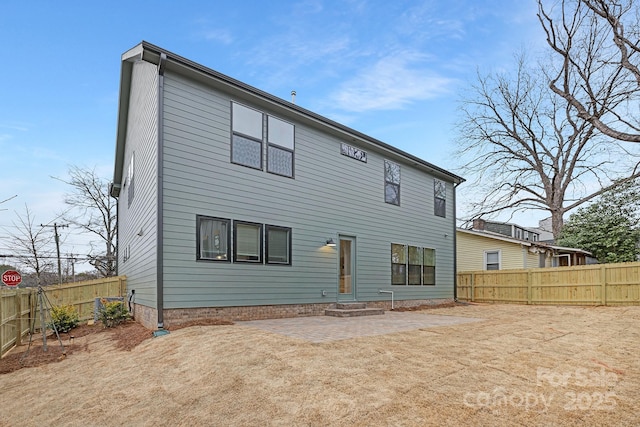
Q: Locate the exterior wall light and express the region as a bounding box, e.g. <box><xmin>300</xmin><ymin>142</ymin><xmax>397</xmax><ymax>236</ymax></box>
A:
<box><xmin>326</xmin><ymin>238</ymin><xmax>336</xmax><ymax>247</ymax></box>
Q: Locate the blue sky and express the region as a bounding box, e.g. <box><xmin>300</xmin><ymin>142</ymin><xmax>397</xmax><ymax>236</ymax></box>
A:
<box><xmin>0</xmin><ymin>0</ymin><xmax>545</xmax><ymax>269</ymax></box>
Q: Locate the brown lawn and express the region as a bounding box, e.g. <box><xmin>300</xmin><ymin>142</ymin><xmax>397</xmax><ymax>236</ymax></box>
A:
<box><xmin>1</xmin><ymin>303</ymin><xmax>639</xmax><ymax>426</ymax></box>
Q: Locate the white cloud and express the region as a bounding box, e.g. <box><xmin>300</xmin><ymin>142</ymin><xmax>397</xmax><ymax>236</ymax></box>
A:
<box><xmin>201</xmin><ymin>29</ymin><xmax>233</xmax><ymax>45</ymax></box>
<box><xmin>329</xmin><ymin>52</ymin><xmax>456</xmax><ymax>112</ymax></box>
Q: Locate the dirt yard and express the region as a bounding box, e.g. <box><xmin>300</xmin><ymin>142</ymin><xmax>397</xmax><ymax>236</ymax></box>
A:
<box><xmin>1</xmin><ymin>303</ymin><xmax>639</xmax><ymax>426</ymax></box>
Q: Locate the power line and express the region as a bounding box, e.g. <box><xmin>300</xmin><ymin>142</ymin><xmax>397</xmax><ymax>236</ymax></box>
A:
<box><xmin>40</xmin><ymin>223</ymin><xmax>69</xmax><ymax>284</ymax></box>
<box><xmin>0</xmin><ymin>254</ymin><xmax>104</xmax><ymax>261</ymax></box>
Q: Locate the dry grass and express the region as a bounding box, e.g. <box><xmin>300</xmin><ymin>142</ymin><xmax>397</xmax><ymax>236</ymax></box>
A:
<box><xmin>1</xmin><ymin>304</ymin><xmax>639</xmax><ymax>426</ymax></box>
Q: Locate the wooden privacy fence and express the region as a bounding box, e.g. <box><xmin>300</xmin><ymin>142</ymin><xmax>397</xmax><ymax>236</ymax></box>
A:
<box><xmin>0</xmin><ymin>276</ymin><xmax>126</xmax><ymax>359</ymax></box>
<box><xmin>457</xmin><ymin>262</ymin><xmax>640</xmax><ymax>305</ymax></box>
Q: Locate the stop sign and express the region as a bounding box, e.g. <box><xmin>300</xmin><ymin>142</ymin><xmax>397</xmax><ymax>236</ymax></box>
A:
<box><xmin>2</xmin><ymin>270</ymin><xmax>22</xmax><ymax>287</ymax></box>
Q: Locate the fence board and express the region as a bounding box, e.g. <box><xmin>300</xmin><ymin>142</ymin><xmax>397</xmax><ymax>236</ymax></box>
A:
<box><xmin>457</xmin><ymin>262</ymin><xmax>640</xmax><ymax>306</ymax></box>
<box><xmin>1</xmin><ymin>276</ymin><xmax>126</xmax><ymax>359</ymax></box>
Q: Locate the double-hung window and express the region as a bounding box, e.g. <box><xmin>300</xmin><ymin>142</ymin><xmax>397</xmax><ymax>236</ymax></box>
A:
<box><xmin>231</xmin><ymin>102</ymin><xmax>296</xmax><ymax>178</ymax></box>
<box><xmin>391</xmin><ymin>243</ymin><xmax>407</xmax><ymax>285</ymax></box>
<box><xmin>392</xmin><ymin>244</ymin><xmax>436</xmax><ymax>285</ymax></box>
<box><xmin>197</xmin><ymin>216</ymin><xmax>231</xmax><ymax>261</ymax></box>
<box><xmin>231</xmin><ymin>102</ymin><xmax>263</xmax><ymax>170</ymax></box>
<box><xmin>408</xmin><ymin>246</ymin><xmax>422</xmax><ymax>285</ymax></box>
<box><xmin>385</xmin><ymin>160</ymin><xmax>400</xmax><ymax>206</ymax></box>
<box><xmin>485</xmin><ymin>250</ymin><xmax>500</xmax><ymax>270</ymax></box>
<box><xmin>266</xmin><ymin>225</ymin><xmax>292</xmax><ymax>265</ymax></box>
<box><xmin>267</xmin><ymin>116</ymin><xmax>294</xmax><ymax>178</ymax></box>
<box><xmin>423</xmin><ymin>248</ymin><xmax>436</xmax><ymax>285</ymax></box>
<box><xmin>197</xmin><ymin>215</ymin><xmax>292</xmax><ymax>265</ymax></box>
<box><xmin>234</xmin><ymin>221</ymin><xmax>263</xmax><ymax>263</ymax></box>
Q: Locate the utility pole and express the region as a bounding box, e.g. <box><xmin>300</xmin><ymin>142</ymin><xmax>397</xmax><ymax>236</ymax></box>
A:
<box><xmin>40</xmin><ymin>223</ymin><xmax>69</xmax><ymax>284</ymax></box>
<box><xmin>66</xmin><ymin>253</ymin><xmax>77</xmax><ymax>282</ymax></box>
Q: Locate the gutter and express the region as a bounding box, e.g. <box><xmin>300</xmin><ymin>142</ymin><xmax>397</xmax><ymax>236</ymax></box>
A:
<box><xmin>156</xmin><ymin>53</ymin><xmax>168</xmax><ymax>333</ymax></box>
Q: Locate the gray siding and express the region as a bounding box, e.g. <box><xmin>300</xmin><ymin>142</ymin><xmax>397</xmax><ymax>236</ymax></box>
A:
<box><xmin>117</xmin><ymin>60</ymin><xmax>159</xmax><ymax>308</ymax></box>
<box><xmin>160</xmin><ymin>72</ymin><xmax>456</xmax><ymax>309</ymax></box>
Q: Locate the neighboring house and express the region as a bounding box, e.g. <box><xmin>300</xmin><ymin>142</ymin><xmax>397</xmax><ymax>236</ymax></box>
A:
<box><xmin>530</xmin><ymin>217</ymin><xmax>555</xmax><ymax>243</ymax></box>
<box><xmin>110</xmin><ymin>41</ymin><xmax>465</xmax><ymax>330</ymax></box>
<box><xmin>457</xmin><ymin>219</ymin><xmax>594</xmax><ymax>271</ymax></box>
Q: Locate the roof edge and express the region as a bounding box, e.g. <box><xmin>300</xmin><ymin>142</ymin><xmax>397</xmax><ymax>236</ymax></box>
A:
<box><xmin>128</xmin><ymin>41</ymin><xmax>465</xmax><ymax>184</ymax></box>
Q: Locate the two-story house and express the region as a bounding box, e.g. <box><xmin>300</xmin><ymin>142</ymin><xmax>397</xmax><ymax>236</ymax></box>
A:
<box><xmin>110</xmin><ymin>42</ymin><xmax>465</xmax><ymax>330</ymax></box>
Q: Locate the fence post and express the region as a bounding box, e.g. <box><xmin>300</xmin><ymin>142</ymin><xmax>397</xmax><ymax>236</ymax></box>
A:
<box><xmin>0</xmin><ymin>291</ymin><xmax>4</xmax><ymax>357</ymax></box>
<box><xmin>15</xmin><ymin>290</ymin><xmax>22</xmax><ymax>346</ymax></box>
<box><xmin>470</xmin><ymin>272</ymin><xmax>475</xmax><ymax>302</ymax></box>
<box><xmin>527</xmin><ymin>270</ymin><xmax>533</xmax><ymax>305</ymax></box>
<box><xmin>601</xmin><ymin>265</ymin><xmax>607</xmax><ymax>306</ymax></box>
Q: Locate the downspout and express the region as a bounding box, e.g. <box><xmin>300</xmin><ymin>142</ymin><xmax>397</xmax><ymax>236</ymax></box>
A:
<box><xmin>114</xmin><ymin>192</ymin><xmax>120</xmax><ymax>276</ymax></box>
<box><xmin>453</xmin><ymin>181</ymin><xmax>460</xmax><ymax>302</ymax></box>
<box><xmin>156</xmin><ymin>53</ymin><xmax>167</xmax><ymax>331</ymax></box>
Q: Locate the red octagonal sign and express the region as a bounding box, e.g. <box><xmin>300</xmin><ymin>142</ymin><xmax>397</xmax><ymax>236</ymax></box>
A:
<box><xmin>2</xmin><ymin>270</ymin><xmax>22</xmax><ymax>287</ymax></box>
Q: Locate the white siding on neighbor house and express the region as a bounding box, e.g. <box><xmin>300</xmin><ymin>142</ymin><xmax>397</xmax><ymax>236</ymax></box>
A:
<box><xmin>457</xmin><ymin>231</ymin><xmax>529</xmax><ymax>271</ymax></box>
<box><xmin>159</xmin><ymin>72</ymin><xmax>456</xmax><ymax>309</ymax></box>
<box><xmin>117</xmin><ymin>60</ymin><xmax>159</xmax><ymax>308</ymax></box>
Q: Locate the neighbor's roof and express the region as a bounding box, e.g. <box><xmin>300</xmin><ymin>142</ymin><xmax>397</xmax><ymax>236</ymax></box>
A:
<box><xmin>457</xmin><ymin>228</ymin><xmax>592</xmax><ymax>256</ymax></box>
<box><xmin>457</xmin><ymin>228</ymin><xmax>534</xmax><ymax>246</ymax></box>
<box><xmin>111</xmin><ymin>41</ymin><xmax>464</xmax><ymax>196</ymax></box>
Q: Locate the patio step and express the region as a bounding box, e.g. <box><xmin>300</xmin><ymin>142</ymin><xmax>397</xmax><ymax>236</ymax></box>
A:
<box><xmin>336</xmin><ymin>302</ymin><xmax>367</xmax><ymax>310</ymax></box>
<box><xmin>325</xmin><ymin>302</ymin><xmax>385</xmax><ymax>317</ymax></box>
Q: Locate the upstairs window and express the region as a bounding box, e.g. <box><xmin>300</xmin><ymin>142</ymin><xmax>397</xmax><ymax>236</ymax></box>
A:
<box><xmin>126</xmin><ymin>151</ymin><xmax>135</xmax><ymax>208</ymax></box>
<box><xmin>231</xmin><ymin>102</ymin><xmax>263</xmax><ymax>170</ymax></box>
<box><xmin>197</xmin><ymin>216</ymin><xmax>231</xmax><ymax>261</ymax></box>
<box><xmin>434</xmin><ymin>179</ymin><xmax>446</xmax><ymax>217</ymax></box>
<box><xmin>384</xmin><ymin>160</ymin><xmax>400</xmax><ymax>206</ymax></box>
<box><xmin>267</xmin><ymin>116</ymin><xmax>294</xmax><ymax>178</ymax></box>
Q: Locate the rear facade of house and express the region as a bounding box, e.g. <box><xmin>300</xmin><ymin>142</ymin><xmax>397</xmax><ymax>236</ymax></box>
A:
<box><xmin>111</xmin><ymin>42</ymin><xmax>464</xmax><ymax>330</ymax></box>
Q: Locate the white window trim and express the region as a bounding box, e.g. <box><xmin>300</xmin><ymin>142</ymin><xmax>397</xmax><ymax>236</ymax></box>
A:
<box><xmin>484</xmin><ymin>249</ymin><xmax>501</xmax><ymax>270</ymax></box>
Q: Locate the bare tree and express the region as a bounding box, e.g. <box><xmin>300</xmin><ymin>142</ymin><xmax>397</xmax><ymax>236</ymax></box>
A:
<box><xmin>456</xmin><ymin>53</ymin><xmax>640</xmax><ymax>238</ymax></box>
<box><xmin>538</xmin><ymin>0</ymin><xmax>640</xmax><ymax>143</ymax></box>
<box><xmin>6</xmin><ymin>205</ymin><xmax>56</xmax><ymax>284</ymax></box>
<box><xmin>57</xmin><ymin>166</ymin><xmax>117</xmax><ymax>277</ymax></box>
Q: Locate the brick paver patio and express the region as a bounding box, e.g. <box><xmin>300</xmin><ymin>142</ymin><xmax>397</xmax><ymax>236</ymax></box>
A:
<box><xmin>237</xmin><ymin>311</ymin><xmax>483</xmax><ymax>343</ymax></box>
